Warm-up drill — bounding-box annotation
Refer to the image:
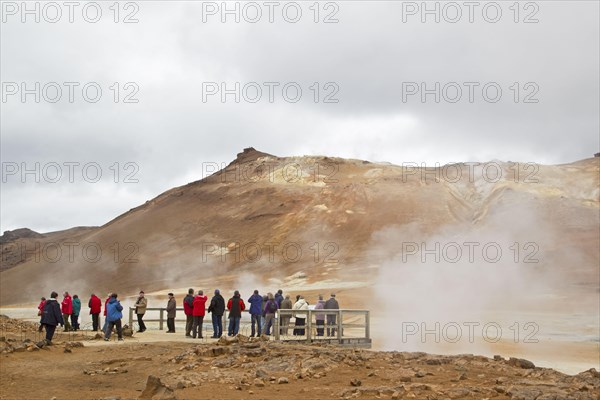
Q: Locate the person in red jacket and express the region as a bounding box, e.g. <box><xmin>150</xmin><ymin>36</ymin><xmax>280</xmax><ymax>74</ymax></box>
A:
<box><xmin>102</xmin><ymin>293</ymin><xmax>112</xmax><ymax>334</ymax></box>
<box><xmin>191</xmin><ymin>290</ymin><xmax>208</xmax><ymax>339</ymax></box>
<box><xmin>37</xmin><ymin>297</ymin><xmax>46</xmax><ymax>332</ymax></box>
<box><xmin>61</xmin><ymin>291</ymin><xmax>73</xmax><ymax>332</ymax></box>
<box><xmin>183</xmin><ymin>288</ymin><xmax>195</xmax><ymax>337</ymax></box>
<box><xmin>88</xmin><ymin>293</ymin><xmax>102</xmax><ymax>331</ymax></box>
<box><xmin>227</xmin><ymin>290</ymin><xmax>245</xmax><ymax>336</ymax></box>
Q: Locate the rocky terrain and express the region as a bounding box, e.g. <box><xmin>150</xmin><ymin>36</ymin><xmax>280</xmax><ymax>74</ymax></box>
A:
<box><xmin>0</xmin><ymin>316</ymin><xmax>598</xmax><ymax>400</ymax></box>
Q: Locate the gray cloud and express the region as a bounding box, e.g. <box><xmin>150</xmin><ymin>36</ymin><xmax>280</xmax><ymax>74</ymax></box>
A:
<box><xmin>1</xmin><ymin>1</ymin><xmax>598</xmax><ymax>232</ymax></box>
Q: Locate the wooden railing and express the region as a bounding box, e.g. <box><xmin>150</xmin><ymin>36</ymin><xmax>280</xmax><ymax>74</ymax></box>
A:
<box><xmin>274</xmin><ymin>309</ymin><xmax>370</xmax><ymax>346</ymax></box>
<box><xmin>127</xmin><ymin>307</ymin><xmax>371</xmax><ymax>347</ymax></box>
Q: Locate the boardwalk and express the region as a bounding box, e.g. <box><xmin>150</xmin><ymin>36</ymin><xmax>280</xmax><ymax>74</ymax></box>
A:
<box><xmin>128</xmin><ymin>307</ymin><xmax>372</xmax><ymax>348</ymax></box>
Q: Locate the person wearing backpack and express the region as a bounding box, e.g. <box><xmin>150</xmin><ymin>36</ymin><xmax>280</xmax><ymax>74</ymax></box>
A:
<box><xmin>247</xmin><ymin>290</ymin><xmax>263</xmax><ymax>337</ymax></box>
<box><xmin>262</xmin><ymin>293</ymin><xmax>278</xmax><ymax>336</ymax></box>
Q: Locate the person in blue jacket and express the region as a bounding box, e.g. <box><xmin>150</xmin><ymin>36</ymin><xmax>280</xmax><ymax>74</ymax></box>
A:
<box><xmin>104</xmin><ymin>293</ymin><xmax>124</xmax><ymax>341</ymax></box>
<box><xmin>247</xmin><ymin>290</ymin><xmax>263</xmax><ymax>337</ymax></box>
<box><xmin>40</xmin><ymin>291</ymin><xmax>64</xmax><ymax>344</ymax></box>
<box><xmin>274</xmin><ymin>289</ymin><xmax>284</xmax><ymax>307</ymax></box>
<box><xmin>71</xmin><ymin>294</ymin><xmax>81</xmax><ymax>331</ymax></box>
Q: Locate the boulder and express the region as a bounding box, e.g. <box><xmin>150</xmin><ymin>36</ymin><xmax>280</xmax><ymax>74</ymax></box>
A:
<box><xmin>508</xmin><ymin>357</ymin><xmax>536</xmax><ymax>369</ymax></box>
<box><xmin>122</xmin><ymin>324</ymin><xmax>134</xmax><ymax>337</ymax></box>
<box><xmin>350</xmin><ymin>378</ymin><xmax>362</xmax><ymax>387</ymax></box>
<box><xmin>139</xmin><ymin>375</ymin><xmax>177</xmax><ymax>400</ymax></box>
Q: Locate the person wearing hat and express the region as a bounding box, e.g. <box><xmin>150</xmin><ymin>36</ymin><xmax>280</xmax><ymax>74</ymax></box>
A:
<box><xmin>324</xmin><ymin>293</ymin><xmax>340</xmax><ymax>337</ymax></box>
<box><xmin>134</xmin><ymin>291</ymin><xmax>147</xmax><ymax>333</ymax></box>
<box><xmin>207</xmin><ymin>289</ymin><xmax>225</xmax><ymax>338</ymax></box>
<box><xmin>166</xmin><ymin>293</ymin><xmax>177</xmax><ymax>333</ymax></box>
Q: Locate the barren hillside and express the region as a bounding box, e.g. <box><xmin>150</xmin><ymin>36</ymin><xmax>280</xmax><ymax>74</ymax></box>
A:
<box><xmin>1</xmin><ymin>149</ymin><xmax>598</xmax><ymax>307</ymax></box>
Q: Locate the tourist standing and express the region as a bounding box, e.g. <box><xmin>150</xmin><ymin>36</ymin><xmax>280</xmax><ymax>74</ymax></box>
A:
<box><xmin>61</xmin><ymin>292</ymin><xmax>73</xmax><ymax>332</ymax></box>
<box><xmin>88</xmin><ymin>293</ymin><xmax>102</xmax><ymax>331</ymax></box>
<box><xmin>41</xmin><ymin>292</ymin><xmax>63</xmax><ymax>344</ymax></box>
<box><xmin>208</xmin><ymin>289</ymin><xmax>225</xmax><ymax>338</ymax></box>
<box><xmin>134</xmin><ymin>291</ymin><xmax>147</xmax><ymax>333</ymax></box>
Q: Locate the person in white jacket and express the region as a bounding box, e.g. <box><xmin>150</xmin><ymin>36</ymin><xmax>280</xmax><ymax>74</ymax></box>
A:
<box><xmin>292</xmin><ymin>296</ymin><xmax>308</xmax><ymax>336</ymax></box>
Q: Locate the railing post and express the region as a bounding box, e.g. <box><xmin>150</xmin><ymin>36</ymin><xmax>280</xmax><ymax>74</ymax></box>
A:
<box><xmin>337</xmin><ymin>310</ymin><xmax>343</xmax><ymax>342</ymax></box>
<box><xmin>159</xmin><ymin>309</ymin><xmax>164</xmax><ymax>331</ymax></box>
<box><xmin>274</xmin><ymin>310</ymin><xmax>280</xmax><ymax>341</ymax></box>
<box><xmin>128</xmin><ymin>307</ymin><xmax>133</xmax><ymax>328</ymax></box>
<box><xmin>365</xmin><ymin>310</ymin><xmax>370</xmax><ymax>339</ymax></box>
<box><xmin>306</xmin><ymin>310</ymin><xmax>312</xmax><ymax>343</ymax></box>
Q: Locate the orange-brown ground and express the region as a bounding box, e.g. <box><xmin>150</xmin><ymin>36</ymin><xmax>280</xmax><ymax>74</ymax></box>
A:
<box><xmin>0</xmin><ymin>317</ymin><xmax>598</xmax><ymax>400</ymax></box>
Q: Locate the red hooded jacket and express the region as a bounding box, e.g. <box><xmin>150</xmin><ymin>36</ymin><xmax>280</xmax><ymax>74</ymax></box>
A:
<box><xmin>37</xmin><ymin>300</ymin><xmax>46</xmax><ymax>314</ymax></box>
<box><xmin>61</xmin><ymin>294</ymin><xmax>73</xmax><ymax>315</ymax></box>
<box><xmin>192</xmin><ymin>295</ymin><xmax>208</xmax><ymax>317</ymax></box>
<box><xmin>103</xmin><ymin>297</ymin><xmax>110</xmax><ymax>316</ymax></box>
<box><xmin>89</xmin><ymin>295</ymin><xmax>102</xmax><ymax>314</ymax></box>
<box><xmin>183</xmin><ymin>294</ymin><xmax>194</xmax><ymax>316</ymax></box>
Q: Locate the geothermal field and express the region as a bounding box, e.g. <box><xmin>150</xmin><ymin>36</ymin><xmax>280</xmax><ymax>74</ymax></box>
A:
<box><xmin>2</xmin><ymin>1</ymin><xmax>599</xmax><ymax>399</ymax></box>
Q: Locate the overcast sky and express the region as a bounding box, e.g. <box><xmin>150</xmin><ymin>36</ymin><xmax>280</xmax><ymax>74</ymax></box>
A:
<box><xmin>1</xmin><ymin>0</ymin><xmax>599</xmax><ymax>233</ymax></box>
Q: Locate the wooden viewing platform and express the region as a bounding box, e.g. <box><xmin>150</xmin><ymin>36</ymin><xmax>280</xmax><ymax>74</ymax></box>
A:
<box><xmin>128</xmin><ymin>307</ymin><xmax>372</xmax><ymax>348</ymax></box>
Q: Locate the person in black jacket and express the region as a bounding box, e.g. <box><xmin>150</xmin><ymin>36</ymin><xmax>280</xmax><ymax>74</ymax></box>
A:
<box><xmin>40</xmin><ymin>291</ymin><xmax>64</xmax><ymax>344</ymax></box>
<box><xmin>207</xmin><ymin>289</ymin><xmax>225</xmax><ymax>338</ymax></box>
